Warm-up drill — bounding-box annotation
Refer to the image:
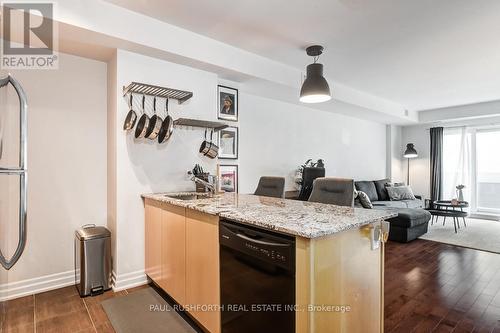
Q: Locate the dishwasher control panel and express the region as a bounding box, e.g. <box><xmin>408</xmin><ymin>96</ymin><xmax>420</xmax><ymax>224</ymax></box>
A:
<box><xmin>219</xmin><ymin>220</ymin><xmax>295</xmax><ymax>272</ymax></box>
<box><xmin>244</xmin><ymin>242</ymin><xmax>288</xmax><ymax>263</ymax></box>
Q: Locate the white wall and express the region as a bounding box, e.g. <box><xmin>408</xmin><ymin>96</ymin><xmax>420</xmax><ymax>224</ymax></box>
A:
<box><xmin>107</xmin><ymin>51</ymin><xmax>118</xmax><ymax>270</ymax></box>
<box><xmin>109</xmin><ymin>50</ymin><xmax>389</xmax><ymax>288</ymax></box>
<box><xmin>386</xmin><ymin>125</ymin><xmax>405</xmax><ymax>183</ymax></box>
<box><xmin>401</xmin><ymin>125</ymin><xmax>431</xmax><ymax>198</ymax></box>
<box><xmin>238</xmin><ymin>94</ymin><xmax>387</xmax><ymax>192</ymax></box>
<box><xmin>110</xmin><ymin>50</ymin><xmax>220</xmax><ymax>287</ymax></box>
<box><xmin>0</xmin><ymin>52</ymin><xmax>107</xmax><ymax>299</ymax></box>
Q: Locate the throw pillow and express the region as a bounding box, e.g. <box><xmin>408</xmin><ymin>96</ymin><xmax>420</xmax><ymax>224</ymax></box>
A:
<box><xmin>357</xmin><ymin>191</ymin><xmax>373</xmax><ymax>209</ymax></box>
<box><xmin>385</xmin><ymin>182</ymin><xmax>406</xmax><ymax>188</ymax></box>
<box><xmin>374</xmin><ymin>178</ymin><xmax>391</xmax><ymax>201</ymax></box>
<box><xmin>387</xmin><ymin>185</ymin><xmax>416</xmax><ymax>201</ymax></box>
<box><xmin>354</xmin><ymin>181</ymin><xmax>378</xmax><ymax>202</ymax></box>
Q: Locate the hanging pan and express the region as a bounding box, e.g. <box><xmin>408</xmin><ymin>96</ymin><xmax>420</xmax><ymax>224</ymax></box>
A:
<box><xmin>199</xmin><ymin>129</ymin><xmax>210</xmax><ymax>154</ymax></box>
<box><xmin>199</xmin><ymin>129</ymin><xmax>218</xmax><ymax>159</ymax></box>
<box><xmin>158</xmin><ymin>98</ymin><xmax>173</xmax><ymax>143</ymax></box>
<box><xmin>123</xmin><ymin>93</ymin><xmax>136</xmax><ymax>130</ymax></box>
<box><xmin>135</xmin><ymin>95</ymin><xmax>149</xmax><ymax>139</ymax></box>
<box><xmin>146</xmin><ymin>97</ymin><xmax>162</xmax><ymax>139</ymax></box>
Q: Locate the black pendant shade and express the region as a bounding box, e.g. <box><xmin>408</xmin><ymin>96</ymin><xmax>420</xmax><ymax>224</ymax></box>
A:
<box><xmin>404</xmin><ymin>143</ymin><xmax>418</xmax><ymax>158</ymax></box>
<box><xmin>300</xmin><ymin>45</ymin><xmax>331</xmax><ymax>103</ymax></box>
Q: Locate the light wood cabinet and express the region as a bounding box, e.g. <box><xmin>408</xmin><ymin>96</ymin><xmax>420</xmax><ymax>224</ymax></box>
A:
<box><xmin>186</xmin><ymin>209</ymin><xmax>221</xmax><ymax>333</ymax></box>
<box><xmin>160</xmin><ymin>203</ymin><xmax>186</xmax><ymax>305</ymax></box>
<box><xmin>296</xmin><ymin>222</ymin><xmax>385</xmax><ymax>333</ymax></box>
<box><xmin>144</xmin><ymin>201</ymin><xmax>220</xmax><ymax>333</ymax></box>
<box><xmin>144</xmin><ymin>199</ymin><xmax>162</xmax><ymax>284</ymax></box>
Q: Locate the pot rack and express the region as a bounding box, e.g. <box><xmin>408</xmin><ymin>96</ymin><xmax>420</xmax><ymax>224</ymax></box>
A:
<box><xmin>123</xmin><ymin>81</ymin><xmax>228</xmax><ymax>133</ymax></box>
<box><xmin>123</xmin><ymin>81</ymin><xmax>193</xmax><ymax>104</ymax></box>
<box><xmin>174</xmin><ymin>118</ymin><xmax>228</xmax><ymax>132</ymax></box>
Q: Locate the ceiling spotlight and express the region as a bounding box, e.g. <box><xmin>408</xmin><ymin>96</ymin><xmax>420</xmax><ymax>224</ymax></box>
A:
<box><xmin>299</xmin><ymin>45</ymin><xmax>331</xmax><ymax>103</ymax></box>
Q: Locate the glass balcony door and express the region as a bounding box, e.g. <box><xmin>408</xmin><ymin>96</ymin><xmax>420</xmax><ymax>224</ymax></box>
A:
<box><xmin>443</xmin><ymin>126</ymin><xmax>500</xmax><ymax>217</ymax></box>
<box><xmin>475</xmin><ymin>128</ymin><xmax>500</xmax><ymax>214</ymax></box>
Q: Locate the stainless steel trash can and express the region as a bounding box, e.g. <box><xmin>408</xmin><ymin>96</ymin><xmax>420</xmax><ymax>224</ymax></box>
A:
<box><xmin>75</xmin><ymin>224</ymin><xmax>111</xmax><ymax>297</ymax></box>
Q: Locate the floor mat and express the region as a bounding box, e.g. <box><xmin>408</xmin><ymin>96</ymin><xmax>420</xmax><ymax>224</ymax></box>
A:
<box><xmin>102</xmin><ymin>287</ymin><xmax>196</xmax><ymax>333</ymax></box>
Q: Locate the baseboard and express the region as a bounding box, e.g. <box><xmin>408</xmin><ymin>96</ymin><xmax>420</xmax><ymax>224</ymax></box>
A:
<box><xmin>469</xmin><ymin>213</ymin><xmax>500</xmax><ymax>221</ymax></box>
<box><xmin>0</xmin><ymin>269</ymin><xmax>148</xmax><ymax>301</ymax></box>
<box><xmin>0</xmin><ymin>270</ymin><xmax>76</xmax><ymax>302</ymax></box>
<box><xmin>112</xmin><ymin>269</ymin><xmax>148</xmax><ymax>291</ymax></box>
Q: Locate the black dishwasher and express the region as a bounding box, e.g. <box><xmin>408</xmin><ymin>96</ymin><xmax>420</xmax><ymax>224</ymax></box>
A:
<box><xmin>219</xmin><ymin>220</ymin><xmax>295</xmax><ymax>333</ymax></box>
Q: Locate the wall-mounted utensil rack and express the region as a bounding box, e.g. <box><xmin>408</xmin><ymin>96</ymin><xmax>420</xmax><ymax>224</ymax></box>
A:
<box><xmin>174</xmin><ymin>118</ymin><xmax>228</xmax><ymax>132</ymax></box>
<box><xmin>123</xmin><ymin>81</ymin><xmax>193</xmax><ymax>104</ymax></box>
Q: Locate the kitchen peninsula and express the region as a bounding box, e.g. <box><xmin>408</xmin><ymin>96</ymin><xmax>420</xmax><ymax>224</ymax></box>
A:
<box><xmin>142</xmin><ymin>192</ymin><xmax>397</xmax><ymax>333</ymax></box>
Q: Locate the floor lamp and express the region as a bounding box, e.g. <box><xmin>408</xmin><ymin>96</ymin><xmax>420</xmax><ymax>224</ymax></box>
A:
<box><xmin>404</xmin><ymin>143</ymin><xmax>418</xmax><ymax>185</ymax></box>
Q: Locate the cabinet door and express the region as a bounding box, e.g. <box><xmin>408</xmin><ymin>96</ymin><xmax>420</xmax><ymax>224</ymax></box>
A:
<box><xmin>144</xmin><ymin>199</ymin><xmax>162</xmax><ymax>284</ymax></box>
<box><xmin>160</xmin><ymin>204</ymin><xmax>186</xmax><ymax>305</ymax></box>
<box><xmin>296</xmin><ymin>222</ymin><xmax>383</xmax><ymax>333</ymax></box>
<box><xmin>186</xmin><ymin>209</ymin><xmax>220</xmax><ymax>333</ymax></box>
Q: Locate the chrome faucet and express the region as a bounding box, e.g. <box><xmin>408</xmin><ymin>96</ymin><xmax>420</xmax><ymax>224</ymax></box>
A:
<box><xmin>188</xmin><ymin>171</ymin><xmax>218</xmax><ymax>196</ymax></box>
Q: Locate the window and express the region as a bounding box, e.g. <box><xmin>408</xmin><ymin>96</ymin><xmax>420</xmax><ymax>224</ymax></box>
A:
<box><xmin>476</xmin><ymin>129</ymin><xmax>500</xmax><ymax>212</ymax></box>
<box><xmin>443</xmin><ymin>127</ymin><xmax>500</xmax><ymax>215</ymax></box>
<box><xmin>442</xmin><ymin>128</ymin><xmax>470</xmax><ymax>200</ymax></box>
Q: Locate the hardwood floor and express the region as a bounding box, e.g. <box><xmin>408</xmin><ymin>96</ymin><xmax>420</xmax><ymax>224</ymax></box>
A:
<box><xmin>2</xmin><ymin>239</ymin><xmax>500</xmax><ymax>332</ymax></box>
<box><xmin>385</xmin><ymin>239</ymin><xmax>500</xmax><ymax>333</ymax></box>
<box><xmin>0</xmin><ymin>284</ymin><xmax>148</xmax><ymax>333</ymax></box>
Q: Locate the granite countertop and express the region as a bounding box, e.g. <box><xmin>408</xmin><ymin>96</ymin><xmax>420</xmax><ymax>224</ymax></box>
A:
<box><xmin>142</xmin><ymin>192</ymin><xmax>398</xmax><ymax>238</ymax></box>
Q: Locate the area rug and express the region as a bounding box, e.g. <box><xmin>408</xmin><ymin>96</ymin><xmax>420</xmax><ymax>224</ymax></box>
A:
<box><xmin>420</xmin><ymin>217</ymin><xmax>500</xmax><ymax>253</ymax></box>
<box><xmin>102</xmin><ymin>287</ymin><xmax>196</xmax><ymax>333</ymax></box>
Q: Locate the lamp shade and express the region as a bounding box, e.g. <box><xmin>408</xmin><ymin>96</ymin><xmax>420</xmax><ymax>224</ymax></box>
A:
<box><xmin>299</xmin><ymin>63</ymin><xmax>331</xmax><ymax>103</ymax></box>
<box><xmin>404</xmin><ymin>143</ymin><xmax>418</xmax><ymax>158</ymax></box>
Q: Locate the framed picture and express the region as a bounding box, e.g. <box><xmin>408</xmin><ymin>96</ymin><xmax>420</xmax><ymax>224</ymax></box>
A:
<box><xmin>217</xmin><ymin>85</ymin><xmax>238</xmax><ymax>121</ymax></box>
<box><xmin>218</xmin><ymin>126</ymin><xmax>238</xmax><ymax>159</ymax></box>
<box><xmin>218</xmin><ymin>165</ymin><xmax>238</xmax><ymax>193</ymax></box>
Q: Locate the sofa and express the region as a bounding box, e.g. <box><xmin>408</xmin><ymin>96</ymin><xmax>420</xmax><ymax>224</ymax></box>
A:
<box><xmin>354</xmin><ymin>179</ymin><xmax>424</xmax><ymax>209</ymax></box>
<box><xmin>354</xmin><ymin>179</ymin><xmax>431</xmax><ymax>243</ymax></box>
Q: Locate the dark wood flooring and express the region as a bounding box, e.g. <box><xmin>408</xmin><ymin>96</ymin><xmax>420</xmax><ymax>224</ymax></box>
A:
<box><xmin>0</xmin><ymin>284</ymin><xmax>149</xmax><ymax>333</ymax></box>
<box><xmin>385</xmin><ymin>239</ymin><xmax>500</xmax><ymax>333</ymax></box>
<box><xmin>2</xmin><ymin>239</ymin><xmax>500</xmax><ymax>332</ymax></box>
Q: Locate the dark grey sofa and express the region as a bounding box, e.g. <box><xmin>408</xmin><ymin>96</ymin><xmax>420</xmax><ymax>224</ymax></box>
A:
<box><xmin>386</xmin><ymin>208</ymin><xmax>431</xmax><ymax>243</ymax></box>
<box><xmin>355</xmin><ymin>179</ymin><xmax>431</xmax><ymax>243</ymax></box>
<box><xmin>354</xmin><ymin>179</ymin><xmax>424</xmax><ymax>209</ymax></box>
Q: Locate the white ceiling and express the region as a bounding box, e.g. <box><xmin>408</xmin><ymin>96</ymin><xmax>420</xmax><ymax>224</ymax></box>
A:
<box><xmin>105</xmin><ymin>0</ymin><xmax>500</xmax><ymax>112</ymax></box>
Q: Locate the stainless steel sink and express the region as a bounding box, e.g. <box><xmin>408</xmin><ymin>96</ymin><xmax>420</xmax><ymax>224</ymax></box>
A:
<box><xmin>165</xmin><ymin>194</ymin><xmax>211</xmax><ymax>201</ymax></box>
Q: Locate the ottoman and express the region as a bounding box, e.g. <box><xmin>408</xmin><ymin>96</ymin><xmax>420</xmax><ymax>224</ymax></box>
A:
<box><xmin>387</xmin><ymin>208</ymin><xmax>431</xmax><ymax>243</ymax></box>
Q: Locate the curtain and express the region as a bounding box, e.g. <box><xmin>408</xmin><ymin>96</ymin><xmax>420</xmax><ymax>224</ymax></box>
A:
<box><xmin>430</xmin><ymin>127</ymin><xmax>443</xmax><ymax>208</ymax></box>
<box><xmin>442</xmin><ymin>127</ymin><xmax>471</xmax><ymax>201</ymax></box>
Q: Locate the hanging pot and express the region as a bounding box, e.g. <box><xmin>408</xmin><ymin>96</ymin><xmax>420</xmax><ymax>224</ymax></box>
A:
<box><xmin>199</xmin><ymin>128</ymin><xmax>210</xmax><ymax>154</ymax></box>
<box><xmin>135</xmin><ymin>95</ymin><xmax>150</xmax><ymax>139</ymax></box>
<box><xmin>145</xmin><ymin>97</ymin><xmax>162</xmax><ymax>139</ymax></box>
<box><xmin>123</xmin><ymin>94</ymin><xmax>137</xmax><ymax>130</ymax></box>
<box><xmin>199</xmin><ymin>129</ymin><xmax>218</xmax><ymax>159</ymax></box>
<box><xmin>158</xmin><ymin>98</ymin><xmax>173</xmax><ymax>143</ymax></box>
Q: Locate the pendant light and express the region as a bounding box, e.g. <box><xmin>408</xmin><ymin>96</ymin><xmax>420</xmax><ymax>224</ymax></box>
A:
<box><xmin>299</xmin><ymin>45</ymin><xmax>331</xmax><ymax>103</ymax></box>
